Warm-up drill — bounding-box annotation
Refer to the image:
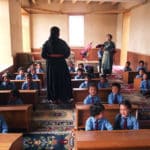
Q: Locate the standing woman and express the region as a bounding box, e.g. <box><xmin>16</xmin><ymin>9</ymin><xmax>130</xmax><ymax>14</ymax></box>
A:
<box><xmin>101</xmin><ymin>34</ymin><xmax>116</xmax><ymax>75</ymax></box>
<box><xmin>41</xmin><ymin>26</ymin><xmax>73</xmax><ymax>103</ymax></box>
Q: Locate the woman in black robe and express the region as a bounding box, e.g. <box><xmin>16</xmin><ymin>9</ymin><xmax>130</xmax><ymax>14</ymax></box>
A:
<box><xmin>41</xmin><ymin>26</ymin><xmax>73</xmax><ymax>103</ymax></box>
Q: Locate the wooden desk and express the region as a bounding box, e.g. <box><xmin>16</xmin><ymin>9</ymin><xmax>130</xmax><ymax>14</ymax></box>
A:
<box><xmin>133</xmin><ymin>78</ymin><xmax>142</xmax><ymax>90</ymax></box>
<box><xmin>73</xmin><ymin>88</ymin><xmax>112</xmax><ymax>103</ymax></box>
<box><xmin>75</xmin><ymin>104</ymin><xmax>138</xmax><ymax>130</ymax></box>
<box><xmin>0</xmin><ymin>105</ymin><xmax>32</xmax><ymax>131</ymax></box>
<box><xmin>122</xmin><ymin>71</ymin><xmax>138</xmax><ymax>83</ymax></box>
<box><xmin>70</xmin><ymin>72</ymin><xmax>100</xmax><ymax>79</ymax></box>
<box><xmin>0</xmin><ymin>90</ymin><xmax>39</xmax><ymax>106</ymax></box>
<box><xmin>75</xmin><ymin>130</ymin><xmax>150</xmax><ymax>150</ymax></box>
<box><xmin>10</xmin><ymin>79</ymin><xmax>41</xmax><ymax>89</ymax></box>
<box><xmin>0</xmin><ymin>133</ymin><xmax>23</xmax><ymax>150</ymax></box>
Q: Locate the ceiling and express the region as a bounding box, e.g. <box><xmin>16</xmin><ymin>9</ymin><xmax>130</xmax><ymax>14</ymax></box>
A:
<box><xmin>21</xmin><ymin>0</ymin><xmax>147</xmax><ymax>14</ymax></box>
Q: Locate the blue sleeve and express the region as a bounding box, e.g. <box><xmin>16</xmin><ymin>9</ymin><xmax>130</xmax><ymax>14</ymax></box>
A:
<box><xmin>79</xmin><ymin>83</ymin><xmax>84</xmax><ymax>88</ymax></box>
<box><xmin>119</xmin><ymin>95</ymin><xmax>123</xmax><ymax>104</ymax></box>
<box><xmin>0</xmin><ymin>116</ymin><xmax>8</xmax><ymax>133</ymax></box>
<box><xmin>83</xmin><ymin>96</ymin><xmax>89</xmax><ymax>104</ymax></box>
<box><xmin>85</xmin><ymin>118</ymin><xmax>92</xmax><ymax>131</ymax></box>
<box><xmin>15</xmin><ymin>75</ymin><xmax>19</xmax><ymax>80</ymax></box>
<box><xmin>21</xmin><ymin>82</ymin><xmax>26</xmax><ymax>90</ymax></box>
<box><xmin>108</xmin><ymin>94</ymin><xmax>113</xmax><ymax>104</ymax></box>
<box><xmin>97</xmin><ymin>82</ymin><xmax>100</xmax><ymax>89</ymax></box>
<box><xmin>35</xmin><ymin>75</ymin><xmax>39</xmax><ymax>79</ymax></box>
<box><xmin>96</xmin><ymin>96</ymin><xmax>101</xmax><ymax>103</ymax></box>
<box><xmin>140</xmin><ymin>81</ymin><xmax>145</xmax><ymax>91</ymax></box>
<box><xmin>132</xmin><ymin>118</ymin><xmax>139</xmax><ymax>130</ymax></box>
<box><xmin>105</xmin><ymin>120</ymin><xmax>113</xmax><ymax>130</ymax></box>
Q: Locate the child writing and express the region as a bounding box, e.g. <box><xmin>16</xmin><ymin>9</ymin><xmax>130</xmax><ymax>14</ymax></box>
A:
<box><xmin>108</xmin><ymin>82</ymin><xmax>123</xmax><ymax>104</ymax></box>
<box><xmin>79</xmin><ymin>74</ymin><xmax>92</xmax><ymax>88</ymax></box>
<box><xmin>124</xmin><ymin>61</ymin><xmax>132</xmax><ymax>72</ymax></box>
<box><xmin>15</xmin><ymin>67</ymin><xmax>26</xmax><ymax>80</ymax></box>
<box><xmin>21</xmin><ymin>73</ymin><xmax>38</xmax><ymax>90</ymax></box>
<box><xmin>83</xmin><ymin>84</ymin><xmax>101</xmax><ymax>104</ymax></box>
<box><xmin>1</xmin><ymin>73</ymin><xmax>16</xmax><ymax>90</ymax></box>
<box><xmin>98</xmin><ymin>75</ymin><xmax>109</xmax><ymax>89</ymax></box>
<box><xmin>85</xmin><ymin>103</ymin><xmax>113</xmax><ymax>131</ymax></box>
<box><xmin>114</xmin><ymin>100</ymin><xmax>139</xmax><ymax>130</ymax></box>
<box><xmin>8</xmin><ymin>89</ymin><xmax>23</xmax><ymax>105</ymax></box>
<box><xmin>140</xmin><ymin>73</ymin><xmax>150</xmax><ymax>96</ymax></box>
<box><xmin>74</xmin><ymin>68</ymin><xmax>84</xmax><ymax>79</ymax></box>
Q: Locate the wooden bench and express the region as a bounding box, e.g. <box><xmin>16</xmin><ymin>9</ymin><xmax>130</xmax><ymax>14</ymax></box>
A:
<box><xmin>0</xmin><ymin>90</ymin><xmax>39</xmax><ymax>106</ymax></box>
<box><xmin>10</xmin><ymin>79</ymin><xmax>41</xmax><ymax>89</ymax></box>
<box><xmin>75</xmin><ymin>103</ymin><xmax>138</xmax><ymax>130</ymax></box>
<box><xmin>0</xmin><ymin>133</ymin><xmax>23</xmax><ymax>150</ymax></box>
<box><xmin>73</xmin><ymin>88</ymin><xmax>112</xmax><ymax>103</ymax></box>
<box><xmin>0</xmin><ymin>104</ymin><xmax>32</xmax><ymax>131</ymax></box>
<box><xmin>123</xmin><ymin>71</ymin><xmax>138</xmax><ymax>83</ymax></box>
<box><xmin>133</xmin><ymin>78</ymin><xmax>142</xmax><ymax>90</ymax></box>
<box><xmin>74</xmin><ymin>129</ymin><xmax>150</xmax><ymax>150</ymax></box>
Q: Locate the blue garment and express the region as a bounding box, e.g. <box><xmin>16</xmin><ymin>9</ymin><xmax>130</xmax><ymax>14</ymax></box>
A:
<box><xmin>21</xmin><ymin>81</ymin><xmax>38</xmax><ymax>90</ymax></box>
<box><xmin>83</xmin><ymin>95</ymin><xmax>101</xmax><ymax>104</ymax></box>
<box><xmin>79</xmin><ymin>81</ymin><xmax>89</xmax><ymax>88</ymax></box>
<box><xmin>1</xmin><ymin>82</ymin><xmax>16</xmax><ymax>90</ymax></box>
<box><xmin>8</xmin><ymin>98</ymin><xmax>23</xmax><ymax>105</ymax></box>
<box><xmin>0</xmin><ymin>115</ymin><xmax>8</xmax><ymax>133</ymax></box>
<box><xmin>85</xmin><ymin>116</ymin><xmax>113</xmax><ymax>131</ymax></box>
<box><xmin>74</xmin><ymin>75</ymin><xmax>84</xmax><ymax>80</ymax></box>
<box><xmin>15</xmin><ymin>74</ymin><xmax>26</xmax><ymax>80</ymax></box>
<box><xmin>32</xmin><ymin>74</ymin><xmax>39</xmax><ymax>80</ymax></box>
<box><xmin>98</xmin><ymin>81</ymin><xmax>109</xmax><ymax>89</ymax></box>
<box><xmin>136</xmin><ymin>66</ymin><xmax>146</xmax><ymax>72</ymax></box>
<box><xmin>124</xmin><ymin>67</ymin><xmax>132</xmax><ymax>72</ymax></box>
<box><xmin>114</xmin><ymin>114</ymin><xmax>139</xmax><ymax>130</ymax></box>
<box><xmin>136</xmin><ymin>74</ymin><xmax>143</xmax><ymax>78</ymax></box>
<box><xmin>36</xmin><ymin>68</ymin><xmax>44</xmax><ymax>73</ymax></box>
<box><xmin>140</xmin><ymin>79</ymin><xmax>150</xmax><ymax>94</ymax></box>
<box><xmin>108</xmin><ymin>92</ymin><xmax>123</xmax><ymax>104</ymax></box>
<box><xmin>68</xmin><ymin>67</ymin><xmax>75</xmax><ymax>73</ymax></box>
<box><xmin>97</xmin><ymin>48</ymin><xmax>103</xmax><ymax>59</ymax></box>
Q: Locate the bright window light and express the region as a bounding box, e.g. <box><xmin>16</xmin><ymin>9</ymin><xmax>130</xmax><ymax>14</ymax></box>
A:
<box><xmin>69</xmin><ymin>15</ymin><xmax>84</xmax><ymax>47</ymax></box>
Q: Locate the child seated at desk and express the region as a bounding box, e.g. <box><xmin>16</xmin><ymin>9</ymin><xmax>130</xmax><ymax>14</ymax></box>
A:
<box><xmin>35</xmin><ymin>62</ymin><xmax>44</xmax><ymax>73</ymax></box>
<box><xmin>0</xmin><ymin>115</ymin><xmax>8</xmax><ymax>133</ymax></box>
<box><xmin>98</xmin><ymin>75</ymin><xmax>109</xmax><ymax>89</ymax></box>
<box><xmin>136</xmin><ymin>60</ymin><xmax>147</xmax><ymax>72</ymax></box>
<box><xmin>124</xmin><ymin>61</ymin><xmax>132</xmax><ymax>72</ymax></box>
<box><xmin>79</xmin><ymin>74</ymin><xmax>92</xmax><ymax>88</ymax></box>
<box><xmin>108</xmin><ymin>82</ymin><xmax>123</xmax><ymax>104</ymax></box>
<box><xmin>114</xmin><ymin>100</ymin><xmax>139</xmax><ymax>130</ymax></box>
<box><xmin>68</xmin><ymin>61</ymin><xmax>75</xmax><ymax>73</ymax></box>
<box><xmin>8</xmin><ymin>89</ymin><xmax>23</xmax><ymax>105</ymax></box>
<box><xmin>15</xmin><ymin>67</ymin><xmax>26</xmax><ymax>80</ymax></box>
<box><xmin>83</xmin><ymin>84</ymin><xmax>101</xmax><ymax>104</ymax></box>
<box><xmin>136</xmin><ymin>68</ymin><xmax>145</xmax><ymax>79</ymax></box>
<box><xmin>140</xmin><ymin>73</ymin><xmax>150</xmax><ymax>96</ymax></box>
<box><xmin>77</xmin><ymin>63</ymin><xmax>85</xmax><ymax>72</ymax></box>
<box><xmin>27</xmin><ymin>62</ymin><xmax>35</xmax><ymax>73</ymax></box>
<box><xmin>85</xmin><ymin>103</ymin><xmax>113</xmax><ymax>131</ymax></box>
<box><xmin>0</xmin><ymin>73</ymin><xmax>16</xmax><ymax>90</ymax></box>
<box><xmin>74</xmin><ymin>68</ymin><xmax>84</xmax><ymax>79</ymax></box>
<box><xmin>30</xmin><ymin>68</ymin><xmax>39</xmax><ymax>80</ymax></box>
<box><xmin>21</xmin><ymin>73</ymin><xmax>38</xmax><ymax>90</ymax></box>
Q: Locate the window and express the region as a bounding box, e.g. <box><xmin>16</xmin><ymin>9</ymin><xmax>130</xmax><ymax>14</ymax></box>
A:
<box><xmin>69</xmin><ymin>15</ymin><xmax>84</xmax><ymax>47</ymax></box>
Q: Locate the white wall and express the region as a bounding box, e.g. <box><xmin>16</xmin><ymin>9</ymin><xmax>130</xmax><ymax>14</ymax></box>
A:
<box><xmin>31</xmin><ymin>13</ymin><xmax>117</xmax><ymax>48</ymax></box>
<box><xmin>128</xmin><ymin>2</ymin><xmax>150</xmax><ymax>55</ymax></box>
<box><xmin>0</xmin><ymin>0</ymin><xmax>13</xmax><ymax>68</ymax></box>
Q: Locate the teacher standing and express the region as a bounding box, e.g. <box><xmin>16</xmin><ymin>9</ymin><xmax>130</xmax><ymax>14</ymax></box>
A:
<box><xmin>41</xmin><ymin>26</ymin><xmax>73</xmax><ymax>104</ymax></box>
<box><xmin>101</xmin><ymin>34</ymin><xmax>116</xmax><ymax>75</ymax></box>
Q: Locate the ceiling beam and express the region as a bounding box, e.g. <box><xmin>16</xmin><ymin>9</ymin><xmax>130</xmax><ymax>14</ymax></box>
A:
<box><xmin>99</xmin><ymin>1</ymin><xmax>105</xmax><ymax>5</ymax></box>
<box><xmin>60</xmin><ymin>0</ymin><xmax>64</xmax><ymax>4</ymax></box>
<box><xmin>72</xmin><ymin>0</ymin><xmax>78</xmax><ymax>4</ymax></box>
<box><xmin>112</xmin><ymin>2</ymin><xmax>118</xmax><ymax>5</ymax></box>
<box><xmin>48</xmin><ymin>0</ymin><xmax>51</xmax><ymax>4</ymax></box>
<box><xmin>86</xmin><ymin>0</ymin><xmax>92</xmax><ymax>4</ymax></box>
<box><xmin>32</xmin><ymin>0</ymin><xmax>36</xmax><ymax>4</ymax></box>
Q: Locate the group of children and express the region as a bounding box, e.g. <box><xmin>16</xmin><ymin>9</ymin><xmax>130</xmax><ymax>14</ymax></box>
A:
<box><xmin>0</xmin><ymin>62</ymin><xmax>44</xmax><ymax>91</ymax></box>
<box><xmin>85</xmin><ymin>100</ymin><xmax>139</xmax><ymax>131</ymax></box>
<box><xmin>83</xmin><ymin>82</ymin><xmax>123</xmax><ymax>104</ymax></box>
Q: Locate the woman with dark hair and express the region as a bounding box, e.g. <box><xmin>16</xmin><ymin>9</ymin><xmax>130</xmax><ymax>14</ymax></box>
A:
<box><xmin>41</xmin><ymin>26</ymin><xmax>73</xmax><ymax>103</ymax></box>
<box><xmin>101</xmin><ymin>34</ymin><xmax>116</xmax><ymax>75</ymax></box>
